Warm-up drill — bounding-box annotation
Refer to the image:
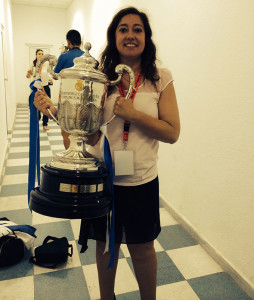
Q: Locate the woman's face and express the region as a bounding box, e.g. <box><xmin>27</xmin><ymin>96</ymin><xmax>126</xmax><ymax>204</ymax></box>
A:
<box><xmin>36</xmin><ymin>50</ymin><xmax>44</xmax><ymax>61</ymax></box>
<box><xmin>115</xmin><ymin>14</ymin><xmax>145</xmax><ymax>62</ymax></box>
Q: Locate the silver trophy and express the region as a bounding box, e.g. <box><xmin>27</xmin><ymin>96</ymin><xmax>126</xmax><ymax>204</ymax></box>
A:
<box><xmin>29</xmin><ymin>42</ymin><xmax>134</xmax><ymax>219</ymax></box>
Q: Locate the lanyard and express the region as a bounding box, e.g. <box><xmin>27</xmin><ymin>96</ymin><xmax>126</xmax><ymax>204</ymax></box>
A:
<box><xmin>118</xmin><ymin>70</ymin><xmax>142</xmax><ymax>147</ymax></box>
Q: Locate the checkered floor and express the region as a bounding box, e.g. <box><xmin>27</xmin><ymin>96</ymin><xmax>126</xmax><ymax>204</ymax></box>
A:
<box><xmin>0</xmin><ymin>106</ymin><xmax>252</xmax><ymax>300</ymax></box>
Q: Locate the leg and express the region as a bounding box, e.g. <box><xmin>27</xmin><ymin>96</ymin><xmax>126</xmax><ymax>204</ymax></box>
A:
<box><xmin>37</xmin><ymin>110</ymin><xmax>41</xmax><ymax>121</ymax></box>
<box><xmin>96</xmin><ymin>241</ymin><xmax>120</xmax><ymax>300</ymax></box>
<box><xmin>127</xmin><ymin>241</ymin><xmax>157</xmax><ymax>300</ymax></box>
<box><xmin>43</xmin><ymin>114</ymin><xmax>49</xmax><ymax>130</ymax></box>
<box><xmin>43</xmin><ymin>85</ymin><xmax>50</xmax><ymax>130</ymax></box>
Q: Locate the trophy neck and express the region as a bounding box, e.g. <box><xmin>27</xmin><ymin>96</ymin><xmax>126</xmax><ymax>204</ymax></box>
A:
<box><xmin>49</xmin><ymin>135</ymin><xmax>98</xmax><ymax>171</ymax></box>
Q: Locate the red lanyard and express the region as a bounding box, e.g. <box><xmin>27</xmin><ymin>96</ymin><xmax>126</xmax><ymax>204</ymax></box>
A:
<box><xmin>118</xmin><ymin>70</ymin><xmax>142</xmax><ymax>143</ymax></box>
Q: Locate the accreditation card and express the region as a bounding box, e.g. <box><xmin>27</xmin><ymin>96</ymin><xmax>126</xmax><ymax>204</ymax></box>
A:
<box><xmin>114</xmin><ymin>150</ymin><xmax>134</xmax><ymax>176</ymax></box>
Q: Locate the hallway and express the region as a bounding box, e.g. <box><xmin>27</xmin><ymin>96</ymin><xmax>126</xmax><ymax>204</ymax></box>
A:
<box><xmin>0</xmin><ymin>106</ymin><xmax>252</xmax><ymax>300</ymax></box>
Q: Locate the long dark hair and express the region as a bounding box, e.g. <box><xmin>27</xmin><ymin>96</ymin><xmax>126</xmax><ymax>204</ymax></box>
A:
<box><xmin>33</xmin><ymin>49</ymin><xmax>43</xmax><ymax>67</ymax></box>
<box><xmin>99</xmin><ymin>7</ymin><xmax>159</xmax><ymax>86</ymax></box>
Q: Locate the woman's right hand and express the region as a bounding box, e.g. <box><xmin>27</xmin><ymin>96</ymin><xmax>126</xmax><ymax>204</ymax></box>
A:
<box><xmin>34</xmin><ymin>89</ymin><xmax>56</xmax><ymax>117</ymax></box>
<box><xmin>26</xmin><ymin>70</ymin><xmax>32</xmax><ymax>78</ymax></box>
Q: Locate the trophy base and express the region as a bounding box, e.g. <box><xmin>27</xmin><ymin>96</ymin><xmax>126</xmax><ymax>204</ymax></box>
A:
<box><xmin>29</xmin><ymin>163</ymin><xmax>112</xmax><ymax>219</ymax></box>
<box><xmin>49</xmin><ymin>148</ymin><xmax>98</xmax><ymax>171</ymax></box>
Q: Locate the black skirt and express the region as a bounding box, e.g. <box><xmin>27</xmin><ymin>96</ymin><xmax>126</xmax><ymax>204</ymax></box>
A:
<box><xmin>79</xmin><ymin>177</ymin><xmax>161</xmax><ymax>246</ymax></box>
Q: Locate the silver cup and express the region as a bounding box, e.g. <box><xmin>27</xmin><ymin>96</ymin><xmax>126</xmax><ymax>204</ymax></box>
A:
<box><xmin>38</xmin><ymin>42</ymin><xmax>135</xmax><ymax>171</ymax></box>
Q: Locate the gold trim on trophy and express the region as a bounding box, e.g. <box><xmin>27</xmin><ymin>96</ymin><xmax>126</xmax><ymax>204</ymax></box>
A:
<box><xmin>75</xmin><ymin>79</ymin><xmax>84</xmax><ymax>91</ymax></box>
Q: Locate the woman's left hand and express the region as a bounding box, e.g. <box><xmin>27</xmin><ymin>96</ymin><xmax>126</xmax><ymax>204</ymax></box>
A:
<box><xmin>113</xmin><ymin>96</ymin><xmax>137</xmax><ymax>121</ymax></box>
<box><xmin>112</xmin><ymin>82</ymin><xmax>180</xmax><ymax>144</ymax></box>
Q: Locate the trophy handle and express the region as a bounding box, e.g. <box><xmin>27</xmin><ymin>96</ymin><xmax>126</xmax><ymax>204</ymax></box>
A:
<box><xmin>36</xmin><ymin>54</ymin><xmax>59</xmax><ymax>80</ymax></box>
<box><xmin>103</xmin><ymin>64</ymin><xmax>135</xmax><ymax>125</ymax></box>
<box><xmin>47</xmin><ymin>108</ymin><xmax>59</xmax><ymax>125</ymax></box>
<box><xmin>36</xmin><ymin>54</ymin><xmax>59</xmax><ymax>124</ymax></box>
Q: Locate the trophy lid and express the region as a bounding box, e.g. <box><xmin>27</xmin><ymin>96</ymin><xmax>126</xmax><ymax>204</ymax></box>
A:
<box><xmin>59</xmin><ymin>42</ymin><xmax>108</xmax><ymax>82</ymax></box>
<box><xmin>74</xmin><ymin>42</ymin><xmax>98</xmax><ymax>69</ymax></box>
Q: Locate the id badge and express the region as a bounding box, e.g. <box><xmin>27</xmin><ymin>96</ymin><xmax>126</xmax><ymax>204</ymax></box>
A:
<box><xmin>114</xmin><ymin>150</ymin><xmax>134</xmax><ymax>176</ymax></box>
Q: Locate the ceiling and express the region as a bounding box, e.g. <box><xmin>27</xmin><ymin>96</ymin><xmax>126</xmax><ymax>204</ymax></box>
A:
<box><xmin>11</xmin><ymin>0</ymin><xmax>73</xmax><ymax>9</ymax></box>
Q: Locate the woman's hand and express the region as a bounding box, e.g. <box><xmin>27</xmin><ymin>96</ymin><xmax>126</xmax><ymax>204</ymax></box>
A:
<box><xmin>33</xmin><ymin>88</ymin><xmax>56</xmax><ymax>117</ymax></box>
<box><xmin>26</xmin><ymin>70</ymin><xmax>32</xmax><ymax>78</ymax></box>
<box><xmin>112</xmin><ymin>82</ymin><xmax>180</xmax><ymax>144</ymax></box>
<box><xmin>113</xmin><ymin>96</ymin><xmax>137</xmax><ymax>121</ymax></box>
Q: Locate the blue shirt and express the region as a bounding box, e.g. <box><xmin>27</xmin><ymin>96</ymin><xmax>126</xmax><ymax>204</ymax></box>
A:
<box><xmin>54</xmin><ymin>48</ymin><xmax>84</xmax><ymax>73</ymax></box>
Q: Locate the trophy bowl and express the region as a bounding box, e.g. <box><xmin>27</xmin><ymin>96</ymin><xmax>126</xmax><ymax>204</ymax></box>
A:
<box><xmin>29</xmin><ymin>42</ymin><xmax>134</xmax><ymax>219</ymax></box>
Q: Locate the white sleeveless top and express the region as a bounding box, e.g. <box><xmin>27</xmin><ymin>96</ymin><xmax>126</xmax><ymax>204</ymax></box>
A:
<box><xmin>88</xmin><ymin>68</ymin><xmax>173</xmax><ymax>186</ymax></box>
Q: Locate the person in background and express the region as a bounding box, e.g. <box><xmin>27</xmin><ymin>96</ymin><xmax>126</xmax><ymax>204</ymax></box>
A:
<box><xmin>33</xmin><ymin>7</ymin><xmax>180</xmax><ymax>300</ymax></box>
<box><xmin>26</xmin><ymin>49</ymin><xmax>51</xmax><ymax>131</ymax></box>
<box><xmin>54</xmin><ymin>29</ymin><xmax>84</xmax><ymax>73</ymax></box>
<box><xmin>54</xmin><ymin>29</ymin><xmax>85</xmax><ymax>146</ymax></box>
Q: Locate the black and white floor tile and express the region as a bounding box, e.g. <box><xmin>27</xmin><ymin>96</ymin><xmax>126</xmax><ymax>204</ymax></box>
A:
<box><xmin>0</xmin><ymin>106</ymin><xmax>252</xmax><ymax>300</ymax></box>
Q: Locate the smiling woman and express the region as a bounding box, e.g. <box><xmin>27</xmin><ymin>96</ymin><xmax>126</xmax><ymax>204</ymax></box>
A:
<box><xmin>115</xmin><ymin>14</ymin><xmax>145</xmax><ymax>62</ymax></box>
<box><xmin>78</xmin><ymin>6</ymin><xmax>180</xmax><ymax>300</ymax></box>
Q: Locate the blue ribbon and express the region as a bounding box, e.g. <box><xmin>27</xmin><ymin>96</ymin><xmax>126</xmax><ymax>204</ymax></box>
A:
<box><xmin>103</xmin><ymin>136</ymin><xmax>115</xmax><ymax>269</ymax></box>
<box><xmin>28</xmin><ymin>79</ymin><xmax>41</xmax><ymax>209</ymax></box>
<box><xmin>5</xmin><ymin>225</ymin><xmax>37</xmax><ymax>238</ymax></box>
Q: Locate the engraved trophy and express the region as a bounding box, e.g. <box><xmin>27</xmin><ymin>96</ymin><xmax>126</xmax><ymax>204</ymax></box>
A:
<box><xmin>29</xmin><ymin>42</ymin><xmax>134</xmax><ymax>219</ymax></box>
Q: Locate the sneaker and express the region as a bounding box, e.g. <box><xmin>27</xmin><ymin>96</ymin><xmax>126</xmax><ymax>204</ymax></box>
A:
<box><xmin>43</xmin><ymin>126</ymin><xmax>50</xmax><ymax>131</ymax></box>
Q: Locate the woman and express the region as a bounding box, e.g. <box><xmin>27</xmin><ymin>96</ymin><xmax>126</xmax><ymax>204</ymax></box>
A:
<box><xmin>34</xmin><ymin>7</ymin><xmax>180</xmax><ymax>300</ymax></box>
<box><xmin>27</xmin><ymin>49</ymin><xmax>51</xmax><ymax>131</ymax></box>
<box><xmin>26</xmin><ymin>49</ymin><xmax>43</xmax><ymax>79</ymax></box>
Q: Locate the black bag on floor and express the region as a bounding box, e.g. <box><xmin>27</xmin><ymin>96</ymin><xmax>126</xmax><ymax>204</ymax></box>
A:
<box><xmin>0</xmin><ymin>233</ymin><xmax>25</xmax><ymax>268</ymax></box>
<box><xmin>30</xmin><ymin>236</ymin><xmax>73</xmax><ymax>268</ymax></box>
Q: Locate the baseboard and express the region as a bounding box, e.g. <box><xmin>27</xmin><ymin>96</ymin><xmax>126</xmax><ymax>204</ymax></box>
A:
<box><xmin>0</xmin><ymin>141</ymin><xmax>10</xmax><ymax>187</ymax></box>
<box><xmin>0</xmin><ymin>106</ymin><xmax>19</xmax><ymax>185</ymax></box>
<box><xmin>159</xmin><ymin>193</ymin><xmax>254</xmax><ymax>299</ymax></box>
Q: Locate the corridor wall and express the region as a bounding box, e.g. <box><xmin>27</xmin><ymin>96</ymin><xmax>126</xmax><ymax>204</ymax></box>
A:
<box><xmin>0</xmin><ymin>0</ymin><xmax>16</xmax><ymax>181</ymax></box>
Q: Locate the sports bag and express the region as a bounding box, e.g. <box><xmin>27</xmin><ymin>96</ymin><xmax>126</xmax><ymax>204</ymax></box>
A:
<box><xmin>30</xmin><ymin>236</ymin><xmax>73</xmax><ymax>268</ymax></box>
<box><xmin>0</xmin><ymin>233</ymin><xmax>25</xmax><ymax>268</ymax></box>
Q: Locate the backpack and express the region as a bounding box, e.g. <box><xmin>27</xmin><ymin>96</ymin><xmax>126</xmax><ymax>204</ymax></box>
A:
<box><xmin>30</xmin><ymin>236</ymin><xmax>73</xmax><ymax>268</ymax></box>
<box><xmin>0</xmin><ymin>233</ymin><xmax>25</xmax><ymax>268</ymax></box>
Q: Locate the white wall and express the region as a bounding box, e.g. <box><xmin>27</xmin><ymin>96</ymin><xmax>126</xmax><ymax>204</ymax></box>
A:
<box><xmin>0</xmin><ymin>1</ymin><xmax>8</xmax><ymax>178</ymax></box>
<box><xmin>0</xmin><ymin>0</ymin><xmax>16</xmax><ymax>180</ymax></box>
<box><xmin>67</xmin><ymin>0</ymin><xmax>121</xmax><ymax>59</ymax></box>
<box><xmin>67</xmin><ymin>0</ymin><xmax>93</xmax><ymax>47</ymax></box>
<box><xmin>67</xmin><ymin>0</ymin><xmax>254</xmax><ymax>295</ymax></box>
<box><xmin>2</xmin><ymin>0</ymin><xmax>16</xmax><ymax>132</ymax></box>
<box><xmin>155</xmin><ymin>0</ymin><xmax>254</xmax><ymax>292</ymax></box>
<box><xmin>12</xmin><ymin>4</ymin><xmax>68</xmax><ymax>105</ymax></box>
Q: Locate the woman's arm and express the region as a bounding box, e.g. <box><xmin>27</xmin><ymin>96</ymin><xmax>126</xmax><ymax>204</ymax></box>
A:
<box><xmin>113</xmin><ymin>81</ymin><xmax>180</xmax><ymax>144</ymax></box>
